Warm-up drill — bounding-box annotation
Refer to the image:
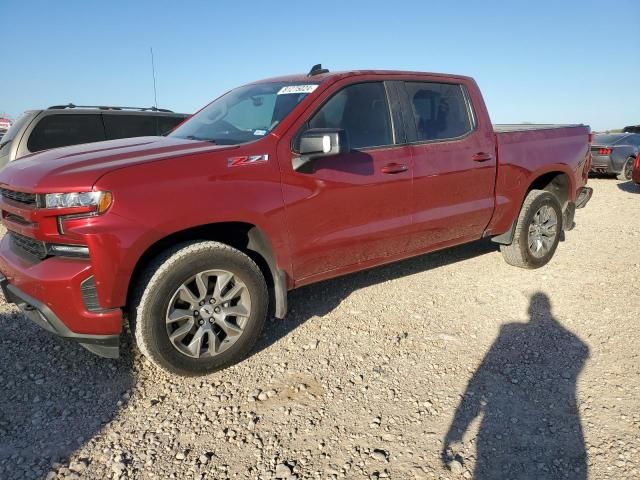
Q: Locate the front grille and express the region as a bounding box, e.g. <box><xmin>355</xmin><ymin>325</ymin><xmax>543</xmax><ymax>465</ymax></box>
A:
<box><xmin>9</xmin><ymin>231</ymin><xmax>48</xmax><ymax>260</ymax></box>
<box><xmin>0</xmin><ymin>188</ymin><xmax>38</xmax><ymax>206</ymax></box>
<box><xmin>80</xmin><ymin>276</ymin><xmax>101</xmax><ymax>312</ymax></box>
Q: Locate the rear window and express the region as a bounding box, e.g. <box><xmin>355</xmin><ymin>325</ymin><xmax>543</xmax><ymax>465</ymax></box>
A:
<box><xmin>157</xmin><ymin>116</ymin><xmax>185</xmax><ymax>135</ymax></box>
<box><xmin>620</xmin><ymin>134</ymin><xmax>640</xmax><ymax>146</ymax></box>
<box><xmin>593</xmin><ymin>134</ymin><xmax>629</xmax><ymax>145</ymax></box>
<box><xmin>103</xmin><ymin>115</ymin><xmax>158</xmax><ymax>140</ymax></box>
<box><xmin>404</xmin><ymin>82</ymin><xmax>474</xmax><ymax>142</ymax></box>
<box><xmin>104</xmin><ymin>114</ymin><xmax>186</xmax><ymax>140</ymax></box>
<box><xmin>27</xmin><ymin>114</ymin><xmax>105</xmax><ymax>152</ymax></box>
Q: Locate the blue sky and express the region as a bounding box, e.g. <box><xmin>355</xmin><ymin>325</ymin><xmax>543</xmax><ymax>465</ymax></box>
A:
<box><xmin>1</xmin><ymin>0</ymin><xmax>638</xmax><ymax>131</ymax></box>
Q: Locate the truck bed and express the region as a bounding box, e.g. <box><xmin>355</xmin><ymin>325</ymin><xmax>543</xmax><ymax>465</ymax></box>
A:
<box><xmin>485</xmin><ymin>123</ymin><xmax>591</xmax><ymax>237</ymax></box>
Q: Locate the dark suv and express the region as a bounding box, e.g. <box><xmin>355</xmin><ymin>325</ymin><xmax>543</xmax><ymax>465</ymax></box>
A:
<box><xmin>0</xmin><ymin>105</ymin><xmax>188</xmax><ymax>168</ymax></box>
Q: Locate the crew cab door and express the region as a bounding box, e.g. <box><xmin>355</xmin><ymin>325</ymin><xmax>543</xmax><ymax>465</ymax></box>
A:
<box><xmin>396</xmin><ymin>79</ymin><xmax>497</xmax><ymax>249</ymax></box>
<box><xmin>277</xmin><ymin>80</ymin><xmax>413</xmax><ymax>282</ymax></box>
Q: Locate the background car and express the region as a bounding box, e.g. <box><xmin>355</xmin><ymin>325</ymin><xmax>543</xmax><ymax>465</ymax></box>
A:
<box><xmin>0</xmin><ymin>105</ymin><xmax>188</xmax><ymax>168</ymax></box>
<box><xmin>590</xmin><ymin>133</ymin><xmax>640</xmax><ymax>180</ymax></box>
<box><xmin>623</xmin><ymin>125</ymin><xmax>640</xmax><ymax>134</ymax></box>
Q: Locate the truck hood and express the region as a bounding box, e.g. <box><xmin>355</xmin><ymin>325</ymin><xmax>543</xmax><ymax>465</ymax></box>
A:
<box><xmin>0</xmin><ymin>136</ymin><xmax>237</xmax><ymax>192</ymax></box>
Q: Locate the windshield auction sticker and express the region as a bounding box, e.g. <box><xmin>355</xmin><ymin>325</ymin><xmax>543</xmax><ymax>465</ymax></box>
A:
<box><xmin>277</xmin><ymin>85</ymin><xmax>318</xmax><ymax>95</ymax></box>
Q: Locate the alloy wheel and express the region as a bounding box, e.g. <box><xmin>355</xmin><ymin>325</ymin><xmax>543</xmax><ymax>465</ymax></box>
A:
<box><xmin>527</xmin><ymin>205</ymin><xmax>558</xmax><ymax>258</ymax></box>
<box><xmin>165</xmin><ymin>269</ymin><xmax>251</xmax><ymax>358</ymax></box>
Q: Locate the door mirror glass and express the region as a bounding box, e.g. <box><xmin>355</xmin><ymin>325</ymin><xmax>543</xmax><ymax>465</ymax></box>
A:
<box><xmin>294</xmin><ymin>128</ymin><xmax>350</xmax><ymax>171</ymax></box>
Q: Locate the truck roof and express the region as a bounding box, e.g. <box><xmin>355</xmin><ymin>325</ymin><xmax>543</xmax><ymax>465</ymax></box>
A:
<box><xmin>251</xmin><ymin>69</ymin><xmax>474</xmax><ymax>85</ymax></box>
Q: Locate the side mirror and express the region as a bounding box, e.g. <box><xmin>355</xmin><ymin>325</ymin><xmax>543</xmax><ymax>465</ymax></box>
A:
<box><xmin>293</xmin><ymin>128</ymin><xmax>350</xmax><ymax>171</ymax></box>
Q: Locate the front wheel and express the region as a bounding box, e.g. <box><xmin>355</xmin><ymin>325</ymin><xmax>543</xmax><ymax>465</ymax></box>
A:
<box><xmin>617</xmin><ymin>157</ymin><xmax>635</xmax><ymax>181</ymax></box>
<box><xmin>500</xmin><ymin>190</ymin><xmax>563</xmax><ymax>269</ymax></box>
<box><xmin>130</xmin><ymin>241</ymin><xmax>268</xmax><ymax>376</ymax></box>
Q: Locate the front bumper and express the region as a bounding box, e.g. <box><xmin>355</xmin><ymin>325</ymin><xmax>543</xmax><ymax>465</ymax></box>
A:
<box><xmin>0</xmin><ymin>235</ymin><xmax>122</xmax><ymax>358</ymax></box>
<box><xmin>0</xmin><ymin>275</ymin><xmax>119</xmax><ymax>358</ymax></box>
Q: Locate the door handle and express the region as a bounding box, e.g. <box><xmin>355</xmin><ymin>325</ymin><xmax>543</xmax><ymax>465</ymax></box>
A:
<box><xmin>472</xmin><ymin>152</ymin><xmax>493</xmax><ymax>162</ymax></box>
<box><xmin>381</xmin><ymin>163</ymin><xmax>408</xmax><ymax>174</ymax></box>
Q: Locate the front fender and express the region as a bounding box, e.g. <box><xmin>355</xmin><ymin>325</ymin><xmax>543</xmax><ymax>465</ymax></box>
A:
<box><xmin>87</xmin><ymin>146</ymin><xmax>290</xmax><ymax>309</ymax></box>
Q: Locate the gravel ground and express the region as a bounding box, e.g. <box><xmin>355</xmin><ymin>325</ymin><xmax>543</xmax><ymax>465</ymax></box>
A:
<box><xmin>0</xmin><ymin>178</ymin><xmax>639</xmax><ymax>480</ymax></box>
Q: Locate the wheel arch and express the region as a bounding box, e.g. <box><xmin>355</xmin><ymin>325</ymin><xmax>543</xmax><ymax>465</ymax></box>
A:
<box><xmin>126</xmin><ymin>222</ymin><xmax>288</xmax><ymax>320</ymax></box>
<box><xmin>491</xmin><ymin>168</ymin><xmax>573</xmax><ymax>245</ymax></box>
<box><xmin>527</xmin><ymin>170</ymin><xmax>572</xmax><ymax>208</ymax></box>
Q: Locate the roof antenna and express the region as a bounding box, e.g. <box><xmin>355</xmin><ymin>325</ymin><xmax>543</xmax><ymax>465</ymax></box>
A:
<box><xmin>308</xmin><ymin>64</ymin><xmax>329</xmax><ymax>77</ymax></box>
<box><xmin>150</xmin><ymin>47</ymin><xmax>158</xmax><ymax>111</ymax></box>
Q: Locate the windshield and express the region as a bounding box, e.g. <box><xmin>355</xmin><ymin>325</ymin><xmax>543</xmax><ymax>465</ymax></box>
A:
<box><xmin>170</xmin><ymin>82</ymin><xmax>318</xmax><ymax>145</ymax></box>
<box><xmin>0</xmin><ymin>112</ymin><xmax>36</xmax><ymax>160</ymax></box>
<box><xmin>0</xmin><ymin>112</ymin><xmax>33</xmax><ymax>147</ymax></box>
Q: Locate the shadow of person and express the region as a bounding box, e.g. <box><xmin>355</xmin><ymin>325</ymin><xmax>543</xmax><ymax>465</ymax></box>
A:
<box><xmin>0</xmin><ymin>307</ymin><xmax>134</xmax><ymax>480</ymax></box>
<box><xmin>442</xmin><ymin>292</ymin><xmax>589</xmax><ymax>479</ymax></box>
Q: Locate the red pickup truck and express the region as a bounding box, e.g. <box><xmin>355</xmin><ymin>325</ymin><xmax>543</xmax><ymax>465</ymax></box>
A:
<box><xmin>0</xmin><ymin>67</ymin><xmax>593</xmax><ymax>376</ymax></box>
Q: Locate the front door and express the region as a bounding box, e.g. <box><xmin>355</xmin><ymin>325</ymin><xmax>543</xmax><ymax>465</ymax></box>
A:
<box><xmin>278</xmin><ymin>81</ymin><xmax>413</xmax><ymax>282</ymax></box>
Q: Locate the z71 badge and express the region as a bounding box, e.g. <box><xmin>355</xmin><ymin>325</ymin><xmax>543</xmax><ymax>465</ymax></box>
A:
<box><xmin>227</xmin><ymin>154</ymin><xmax>269</xmax><ymax>167</ymax></box>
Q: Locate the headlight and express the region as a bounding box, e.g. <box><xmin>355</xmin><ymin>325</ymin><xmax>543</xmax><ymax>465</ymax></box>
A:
<box><xmin>44</xmin><ymin>191</ymin><xmax>112</xmax><ymax>213</ymax></box>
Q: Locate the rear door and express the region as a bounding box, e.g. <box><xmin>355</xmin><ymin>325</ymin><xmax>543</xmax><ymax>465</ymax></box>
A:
<box><xmin>278</xmin><ymin>80</ymin><xmax>413</xmax><ymax>282</ymax></box>
<box><xmin>397</xmin><ymin>79</ymin><xmax>496</xmax><ymax>249</ymax></box>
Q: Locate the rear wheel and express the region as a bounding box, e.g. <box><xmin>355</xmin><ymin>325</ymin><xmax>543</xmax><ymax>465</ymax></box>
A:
<box><xmin>617</xmin><ymin>157</ymin><xmax>634</xmax><ymax>181</ymax></box>
<box><xmin>500</xmin><ymin>190</ymin><xmax>563</xmax><ymax>269</ymax></box>
<box><xmin>130</xmin><ymin>241</ymin><xmax>268</xmax><ymax>376</ymax></box>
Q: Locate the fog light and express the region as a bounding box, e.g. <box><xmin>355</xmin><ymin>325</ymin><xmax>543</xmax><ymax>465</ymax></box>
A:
<box><xmin>48</xmin><ymin>244</ymin><xmax>90</xmax><ymax>258</ymax></box>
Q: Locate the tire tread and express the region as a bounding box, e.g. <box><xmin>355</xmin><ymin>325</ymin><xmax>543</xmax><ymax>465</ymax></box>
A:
<box><xmin>500</xmin><ymin>189</ymin><xmax>562</xmax><ymax>269</ymax></box>
<box><xmin>130</xmin><ymin>241</ymin><xmax>267</xmax><ymax>376</ymax></box>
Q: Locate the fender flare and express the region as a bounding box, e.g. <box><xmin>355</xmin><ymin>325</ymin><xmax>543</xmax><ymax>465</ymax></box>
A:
<box><xmin>247</xmin><ymin>227</ymin><xmax>288</xmax><ymax>319</ymax></box>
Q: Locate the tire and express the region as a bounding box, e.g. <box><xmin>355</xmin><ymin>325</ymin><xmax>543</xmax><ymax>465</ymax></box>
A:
<box><xmin>130</xmin><ymin>241</ymin><xmax>268</xmax><ymax>376</ymax></box>
<box><xmin>617</xmin><ymin>157</ymin><xmax>634</xmax><ymax>181</ymax></box>
<box><xmin>500</xmin><ymin>190</ymin><xmax>563</xmax><ymax>269</ymax></box>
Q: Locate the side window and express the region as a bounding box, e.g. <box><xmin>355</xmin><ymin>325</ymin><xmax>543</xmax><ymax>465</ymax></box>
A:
<box><xmin>103</xmin><ymin>115</ymin><xmax>157</xmax><ymax>140</ymax></box>
<box><xmin>27</xmin><ymin>114</ymin><xmax>105</xmax><ymax>152</ymax></box>
<box><xmin>308</xmin><ymin>82</ymin><xmax>392</xmax><ymax>150</ymax></box>
<box><xmin>404</xmin><ymin>82</ymin><xmax>473</xmax><ymax>142</ymax></box>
